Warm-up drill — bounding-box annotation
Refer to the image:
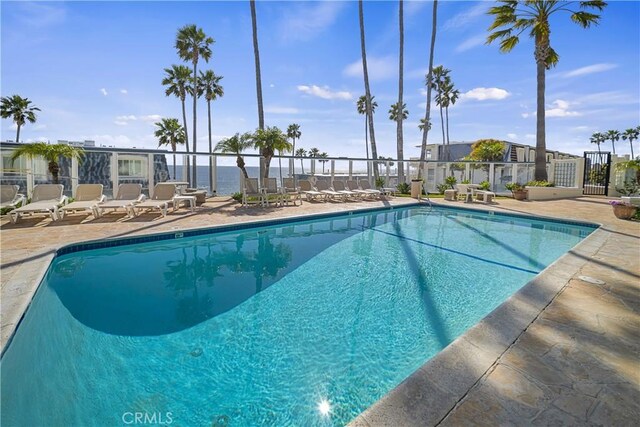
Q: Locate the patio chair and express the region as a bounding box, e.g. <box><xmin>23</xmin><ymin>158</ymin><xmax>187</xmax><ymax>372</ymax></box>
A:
<box><xmin>98</xmin><ymin>183</ymin><xmax>143</xmax><ymax>217</ymax></box>
<box><xmin>358</xmin><ymin>179</ymin><xmax>383</xmax><ymax>198</ymax></box>
<box><xmin>134</xmin><ymin>183</ymin><xmax>177</xmax><ymax>217</ymax></box>
<box><xmin>346</xmin><ymin>180</ymin><xmax>372</xmax><ymax>199</ymax></box>
<box><xmin>0</xmin><ymin>185</ymin><xmax>26</xmax><ymax>210</ymax></box>
<box><xmin>59</xmin><ymin>184</ymin><xmax>105</xmax><ymax>219</ymax></box>
<box><xmin>315</xmin><ymin>180</ymin><xmax>346</xmax><ymax>202</ymax></box>
<box><xmin>299</xmin><ymin>180</ymin><xmax>326</xmax><ymax>202</ymax></box>
<box><xmin>9</xmin><ymin>184</ymin><xmax>66</xmax><ymax>223</ymax></box>
<box><xmin>282</xmin><ymin>178</ymin><xmax>302</xmax><ymax>206</ymax></box>
<box><xmin>263</xmin><ymin>177</ymin><xmax>283</xmax><ymax>207</ymax></box>
<box><xmin>332</xmin><ymin>180</ymin><xmax>360</xmax><ymax>200</ymax></box>
<box><xmin>242</xmin><ymin>178</ymin><xmax>265</xmax><ymax>207</ymax></box>
<box><xmin>455</xmin><ymin>184</ymin><xmax>473</xmax><ymax>202</ymax></box>
<box><xmin>473</xmin><ymin>188</ymin><xmax>496</xmax><ymax>204</ymax></box>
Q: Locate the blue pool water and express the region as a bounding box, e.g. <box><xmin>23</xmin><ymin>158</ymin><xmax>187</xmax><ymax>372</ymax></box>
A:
<box><xmin>1</xmin><ymin>206</ymin><xmax>595</xmax><ymax>426</ymax></box>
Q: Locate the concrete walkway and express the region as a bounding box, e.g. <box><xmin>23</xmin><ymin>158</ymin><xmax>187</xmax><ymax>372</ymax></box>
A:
<box><xmin>1</xmin><ymin>196</ymin><xmax>639</xmax><ymax>425</ymax></box>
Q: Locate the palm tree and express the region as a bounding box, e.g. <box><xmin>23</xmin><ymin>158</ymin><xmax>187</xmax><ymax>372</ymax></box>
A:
<box><xmin>319</xmin><ymin>152</ymin><xmax>329</xmax><ymax>174</ymax></box>
<box><xmin>605</xmin><ymin>129</ymin><xmax>620</xmax><ymax>155</ymax></box>
<box><xmin>155</xmin><ymin>118</ymin><xmax>186</xmax><ymax>180</ymax></box>
<box><xmin>358</xmin><ymin>0</ymin><xmax>380</xmax><ymax>180</ymax></box>
<box><xmin>162</xmin><ymin>64</ymin><xmax>193</xmax><ymax>184</ymax></box>
<box><xmin>10</xmin><ymin>142</ymin><xmax>84</xmax><ymax>184</ymax></box>
<box><xmin>397</xmin><ymin>0</ymin><xmax>405</xmax><ymax>183</ymax></box>
<box><xmin>418</xmin><ymin>0</ymin><xmax>438</xmax><ymax>180</ymax></box>
<box><xmin>487</xmin><ymin>0</ymin><xmax>606</xmax><ymax>181</ymax></box>
<box><xmin>357</xmin><ymin>95</ymin><xmax>378</xmax><ymax>176</ymax></box>
<box><xmin>197</xmin><ymin>70</ymin><xmax>224</xmax><ymax>193</ymax></box>
<box><xmin>442</xmin><ymin>77</ymin><xmax>460</xmax><ymax>150</ymax></box>
<box><xmin>250</xmin><ymin>0</ymin><xmax>266</xmax><ymax>180</ymax></box>
<box><xmin>295</xmin><ymin>148</ymin><xmax>307</xmax><ymax>174</ymax></box>
<box><xmin>418</xmin><ymin>118</ymin><xmax>432</xmax><ymax>132</ymax></box>
<box><xmin>176</xmin><ymin>24</ymin><xmax>214</xmax><ymax>186</ymax></box>
<box><xmin>286</xmin><ymin>124</ymin><xmax>302</xmax><ymax>180</ymax></box>
<box><xmin>1</xmin><ymin>95</ymin><xmax>40</xmax><ymax>143</ymax></box>
<box><xmin>431</xmin><ymin>65</ymin><xmax>449</xmax><ymax>148</ymax></box>
<box><xmin>389</xmin><ymin>102</ymin><xmax>409</xmax><ymax>122</ymax></box>
<box><xmin>590</xmin><ymin>131</ymin><xmax>606</xmax><ymax>164</ymax></box>
<box><xmin>214</xmin><ymin>133</ymin><xmax>253</xmax><ymax>179</ymax></box>
<box><xmin>250</xmin><ymin>127</ymin><xmax>292</xmax><ymax>181</ymax></box>
<box><xmin>621</xmin><ymin>127</ymin><xmax>638</xmax><ymax>158</ymax></box>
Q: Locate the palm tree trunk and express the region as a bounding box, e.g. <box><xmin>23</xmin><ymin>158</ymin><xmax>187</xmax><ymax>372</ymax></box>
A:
<box><xmin>534</xmin><ymin>40</ymin><xmax>548</xmax><ymax>181</ymax></box>
<box><xmin>611</xmin><ymin>138</ymin><xmax>616</xmax><ymax>154</ymax></box>
<box><xmin>300</xmin><ymin>158</ymin><xmax>305</xmax><ymax>175</ymax></box>
<box><xmin>207</xmin><ymin>99</ymin><xmax>214</xmax><ymax>194</ymax></box>
<box><xmin>173</xmin><ymin>152</ymin><xmax>177</xmax><ymax>180</ymax></box>
<box><xmin>630</xmin><ymin>141</ymin><xmax>635</xmax><ymax>158</ymax></box>
<box><xmin>397</xmin><ymin>0</ymin><xmax>405</xmax><ymax>184</ymax></box>
<box><xmin>445</xmin><ymin>105</ymin><xmax>450</xmax><ymax>162</ymax></box>
<box><xmin>237</xmin><ymin>156</ymin><xmax>250</xmax><ymax>179</ymax></box>
<box><xmin>192</xmin><ymin>61</ymin><xmax>198</xmax><ymax>187</ymax></box>
<box><xmin>439</xmin><ymin>104</ymin><xmax>445</xmax><ymax>158</ymax></box>
<box><xmin>181</xmin><ymin>99</ymin><xmax>191</xmax><ymax>185</ymax></box>
<box><xmin>278</xmin><ymin>153</ymin><xmax>283</xmax><ymax>183</ymax></box>
<box><xmin>359</xmin><ymin>0</ymin><xmax>379</xmax><ymax>181</ymax></box>
<box><xmin>250</xmin><ymin>0</ymin><xmax>265</xmax><ymax>182</ymax></box>
<box><xmin>365</xmin><ymin>115</ymin><xmax>370</xmax><ymax>177</ymax></box>
<box><xmin>418</xmin><ymin>0</ymin><xmax>438</xmax><ymax>180</ymax></box>
<box><xmin>15</xmin><ymin>124</ymin><xmax>21</xmax><ymax>144</ymax></box>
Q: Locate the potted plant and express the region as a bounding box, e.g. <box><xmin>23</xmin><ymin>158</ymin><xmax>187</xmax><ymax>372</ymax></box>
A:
<box><xmin>609</xmin><ymin>200</ymin><xmax>637</xmax><ymax>220</ymax></box>
<box><xmin>506</xmin><ymin>182</ymin><xmax>528</xmax><ymax>200</ymax></box>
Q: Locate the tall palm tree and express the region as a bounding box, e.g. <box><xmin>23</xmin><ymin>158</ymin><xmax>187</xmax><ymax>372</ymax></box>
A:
<box><xmin>389</xmin><ymin>101</ymin><xmax>408</xmax><ymax>170</ymax></box>
<box><xmin>605</xmin><ymin>129</ymin><xmax>620</xmax><ymax>155</ymax></box>
<box><xmin>1</xmin><ymin>95</ymin><xmax>40</xmax><ymax>143</ymax></box>
<box><xmin>162</xmin><ymin>64</ymin><xmax>193</xmax><ymax>184</ymax></box>
<box><xmin>250</xmin><ymin>0</ymin><xmax>266</xmax><ymax>180</ymax></box>
<box><xmin>155</xmin><ymin>118</ymin><xmax>186</xmax><ymax>180</ymax></box>
<box><xmin>214</xmin><ymin>133</ymin><xmax>253</xmax><ymax>179</ymax></box>
<box><xmin>442</xmin><ymin>76</ymin><xmax>460</xmax><ymax>161</ymax></box>
<box><xmin>397</xmin><ymin>0</ymin><xmax>405</xmax><ymax>183</ymax></box>
<box><xmin>176</xmin><ymin>24</ymin><xmax>214</xmax><ymax>186</ymax></box>
<box><xmin>357</xmin><ymin>95</ymin><xmax>378</xmax><ymax>175</ymax></box>
<box><xmin>418</xmin><ymin>118</ymin><xmax>432</xmax><ymax>132</ymax></box>
<box><xmin>621</xmin><ymin>127</ymin><xmax>639</xmax><ymax>158</ymax></box>
<box><xmin>197</xmin><ymin>70</ymin><xmax>224</xmax><ymax>193</ymax></box>
<box><xmin>487</xmin><ymin>0</ymin><xmax>606</xmax><ymax>181</ymax></box>
<box><xmin>295</xmin><ymin>148</ymin><xmax>307</xmax><ymax>174</ymax></box>
<box><xmin>319</xmin><ymin>152</ymin><xmax>329</xmax><ymax>174</ymax></box>
<box><xmin>418</xmin><ymin>0</ymin><xmax>438</xmax><ymax>180</ymax></box>
<box><xmin>358</xmin><ymin>0</ymin><xmax>379</xmax><ymax>180</ymax></box>
<box><xmin>251</xmin><ymin>127</ymin><xmax>292</xmax><ymax>181</ymax></box>
<box><xmin>431</xmin><ymin>65</ymin><xmax>449</xmax><ymax>148</ymax></box>
<box><xmin>10</xmin><ymin>142</ymin><xmax>84</xmax><ymax>184</ymax></box>
<box><xmin>286</xmin><ymin>124</ymin><xmax>302</xmax><ymax>179</ymax></box>
<box><xmin>589</xmin><ymin>131</ymin><xmax>606</xmax><ymax>165</ymax></box>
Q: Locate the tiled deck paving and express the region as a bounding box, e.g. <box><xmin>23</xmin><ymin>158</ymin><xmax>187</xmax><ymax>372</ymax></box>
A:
<box><xmin>1</xmin><ymin>196</ymin><xmax>638</xmax><ymax>425</ymax></box>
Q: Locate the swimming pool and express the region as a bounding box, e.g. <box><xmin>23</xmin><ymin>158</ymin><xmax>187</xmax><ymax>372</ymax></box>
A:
<box><xmin>0</xmin><ymin>205</ymin><xmax>596</xmax><ymax>426</ymax></box>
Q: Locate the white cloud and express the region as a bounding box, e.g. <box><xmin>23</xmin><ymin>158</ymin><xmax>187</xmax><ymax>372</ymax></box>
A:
<box><xmin>563</xmin><ymin>63</ymin><xmax>618</xmax><ymax>78</ymax></box>
<box><xmin>265</xmin><ymin>106</ymin><xmax>299</xmax><ymax>114</ymax></box>
<box><xmin>100</xmin><ymin>88</ymin><xmax>108</xmax><ymax>96</ymax></box>
<box><xmin>140</xmin><ymin>114</ymin><xmax>162</xmax><ymax>122</ymax></box>
<box><xmin>507</xmin><ymin>133</ymin><xmax>517</xmax><ymax>139</ymax></box>
<box><xmin>521</xmin><ymin>112</ymin><xmax>531</xmax><ymax>118</ymax></box>
<box><xmin>442</xmin><ymin>3</ymin><xmax>488</xmax><ymax>31</ymax></box>
<box><xmin>525</xmin><ymin>134</ymin><xmax>535</xmax><ymax>139</ymax></box>
<box><xmin>460</xmin><ymin>87</ymin><xmax>510</xmax><ymax>101</ymax></box>
<box><xmin>455</xmin><ymin>34</ymin><xmax>485</xmax><ymax>53</ymax></box>
<box><xmin>116</xmin><ymin>115</ymin><xmax>137</xmax><ymax>121</ymax></box>
<box><xmin>280</xmin><ymin>2</ymin><xmax>345</xmax><ymax>42</ymax></box>
<box><xmin>343</xmin><ymin>56</ymin><xmax>396</xmax><ymax>81</ymax></box>
<box><xmin>405</xmin><ymin>1</ymin><xmax>428</xmax><ymax>16</ymax></box>
<box><xmin>297</xmin><ymin>85</ymin><xmax>352</xmax><ymax>100</ymax></box>
<box><xmin>114</xmin><ymin>121</ymin><xmax>128</xmax><ymax>126</ymax></box>
<box><xmin>546</xmin><ymin>99</ymin><xmax>581</xmax><ymax>117</ymax></box>
<box><xmin>120</xmin><ymin>89</ymin><xmax>128</xmax><ymax>95</ymax></box>
<box><xmin>269</xmin><ymin>84</ymin><xmax>275</xmax><ymax>88</ymax></box>
<box><xmin>17</xmin><ymin>2</ymin><xmax>66</xmax><ymax>28</ymax></box>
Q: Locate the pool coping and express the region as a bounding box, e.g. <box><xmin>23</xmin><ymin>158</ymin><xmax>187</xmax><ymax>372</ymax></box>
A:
<box><xmin>0</xmin><ymin>201</ymin><xmax>601</xmax><ymax>376</ymax></box>
<box><xmin>348</xmin><ymin>210</ymin><xmax>606</xmax><ymax>426</ymax></box>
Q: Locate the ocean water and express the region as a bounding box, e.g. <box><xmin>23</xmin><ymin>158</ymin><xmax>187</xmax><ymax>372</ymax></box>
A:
<box><xmin>0</xmin><ymin>206</ymin><xmax>595</xmax><ymax>426</ymax></box>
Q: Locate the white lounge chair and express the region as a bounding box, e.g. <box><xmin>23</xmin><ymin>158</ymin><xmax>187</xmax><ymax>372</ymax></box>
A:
<box><xmin>281</xmin><ymin>178</ymin><xmax>301</xmax><ymax>206</ymax></box>
<box><xmin>332</xmin><ymin>180</ymin><xmax>360</xmax><ymax>200</ymax></box>
<box><xmin>98</xmin><ymin>183</ymin><xmax>143</xmax><ymax>217</ymax></box>
<box><xmin>455</xmin><ymin>184</ymin><xmax>473</xmax><ymax>202</ymax></box>
<box><xmin>0</xmin><ymin>185</ymin><xmax>26</xmax><ymax>210</ymax></box>
<box><xmin>315</xmin><ymin>180</ymin><xmax>346</xmax><ymax>202</ymax></box>
<box><xmin>358</xmin><ymin>179</ymin><xmax>383</xmax><ymax>198</ymax></box>
<box><xmin>346</xmin><ymin>180</ymin><xmax>372</xmax><ymax>199</ymax></box>
<box><xmin>299</xmin><ymin>180</ymin><xmax>326</xmax><ymax>202</ymax></box>
<box><xmin>473</xmin><ymin>188</ymin><xmax>496</xmax><ymax>204</ymax></box>
<box><xmin>9</xmin><ymin>184</ymin><xmax>66</xmax><ymax>223</ymax></box>
<box><xmin>135</xmin><ymin>183</ymin><xmax>177</xmax><ymax>217</ymax></box>
<box><xmin>242</xmin><ymin>178</ymin><xmax>265</xmax><ymax>207</ymax></box>
<box><xmin>263</xmin><ymin>177</ymin><xmax>283</xmax><ymax>207</ymax></box>
<box><xmin>59</xmin><ymin>184</ymin><xmax>105</xmax><ymax>219</ymax></box>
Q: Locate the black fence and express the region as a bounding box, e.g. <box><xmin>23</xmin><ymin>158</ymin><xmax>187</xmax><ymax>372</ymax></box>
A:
<box><xmin>583</xmin><ymin>151</ymin><xmax>611</xmax><ymax>196</ymax></box>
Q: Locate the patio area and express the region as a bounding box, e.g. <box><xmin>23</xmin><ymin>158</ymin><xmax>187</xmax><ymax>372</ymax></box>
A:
<box><xmin>1</xmin><ymin>195</ymin><xmax>638</xmax><ymax>425</ymax></box>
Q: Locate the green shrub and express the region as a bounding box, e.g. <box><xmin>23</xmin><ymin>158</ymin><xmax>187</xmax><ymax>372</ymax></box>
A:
<box><xmin>505</xmin><ymin>182</ymin><xmax>525</xmax><ymax>192</ymax></box>
<box><xmin>525</xmin><ymin>180</ymin><xmax>554</xmax><ymax>187</ymax></box>
<box><xmin>374</xmin><ymin>177</ymin><xmax>386</xmax><ymax>189</ymax></box>
<box><xmin>479</xmin><ymin>180</ymin><xmax>491</xmax><ymax>191</ymax></box>
<box><xmin>461</xmin><ymin>179</ymin><xmax>471</xmax><ymax>184</ymax></box>
<box><xmin>396</xmin><ymin>182</ymin><xmax>410</xmax><ymax>194</ymax></box>
<box><xmin>616</xmin><ymin>179</ymin><xmax>639</xmax><ymax>196</ymax></box>
<box><xmin>444</xmin><ymin>176</ymin><xmax>457</xmax><ymax>189</ymax></box>
<box><xmin>436</xmin><ymin>183</ymin><xmax>450</xmax><ymax>194</ymax></box>
<box><xmin>231</xmin><ymin>192</ymin><xmax>243</xmax><ymax>202</ymax></box>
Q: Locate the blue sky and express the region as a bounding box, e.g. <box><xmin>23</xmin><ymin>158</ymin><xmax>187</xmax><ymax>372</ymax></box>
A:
<box><xmin>2</xmin><ymin>0</ymin><xmax>639</xmax><ymax>166</ymax></box>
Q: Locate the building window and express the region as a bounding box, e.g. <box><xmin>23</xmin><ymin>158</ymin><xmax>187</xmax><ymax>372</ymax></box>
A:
<box><xmin>118</xmin><ymin>158</ymin><xmax>146</xmax><ymax>177</ymax></box>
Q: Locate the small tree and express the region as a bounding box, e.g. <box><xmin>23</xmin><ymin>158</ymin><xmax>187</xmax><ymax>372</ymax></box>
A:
<box><xmin>621</xmin><ymin>127</ymin><xmax>639</xmax><ymax>158</ymax></box>
<box><xmin>214</xmin><ymin>133</ymin><xmax>253</xmax><ymax>179</ymax></box>
<box><xmin>295</xmin><ymin>148</ymin><xmax>307</xmax><ymax>174</ymax></box>
<box><xmin>605</xmin><ymin>129</ymin><xmax>620</xmax><ymax>155</ymax></box>
<box><xmin>1</xmin><ymin>95</ymin><xmax>40</xmax><ymax>143</ymax></box>
<box><xmin>10</xmin><ymin>142</ymin><xmax>84</xmax><ymax>184</ymax></box>
<box><xmin>155</xmin><ymin>118</ymin><xmax>186</xmax><ymax>180</ymax></box>
<box><xmin>250</xmin><ymin>127</ymin><xmax>292</xmax><ymax>181</ymax></box>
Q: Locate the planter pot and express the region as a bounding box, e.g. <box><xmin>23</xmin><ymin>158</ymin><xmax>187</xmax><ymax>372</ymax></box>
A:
<box><xmin>612</xmin><ymin>204</ymin><xmax>637</xmax><ymax>220</ymax></box>
<box><xmin>512</xmin><ymin>190</ymin><xmax>528</xmax><ymax>201</ymax></box>
<box><xmin>411</xmin><ymin>180</ymin><xmax>423</xmax><ymax>199</ymax></box>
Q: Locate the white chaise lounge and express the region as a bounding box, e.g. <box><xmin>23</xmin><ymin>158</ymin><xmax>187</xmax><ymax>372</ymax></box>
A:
<box><xmin>9</xmin><ymin>184</ymin><xmax>66</xmax><ymax>223</ymax></box>
<box><xmin>59</xmin><ymin>184</ymin><xmax>105</xmax><ymax>219</ymax></box>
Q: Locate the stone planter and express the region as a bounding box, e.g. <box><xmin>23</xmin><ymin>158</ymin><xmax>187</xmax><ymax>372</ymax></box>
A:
<box><xmin>512</xmin><ymin>190</ymin><xmax>528</xmax><ymax>201</ymax></box>
<box><xmin>411</xmin><ymin>180</ymin><xmax>423</xmax><ymax>199</ymax></box>
<box><xmin>612</xmin><ymin>204</ymin><xmax>637</xmax><ymax>220</ymax></box>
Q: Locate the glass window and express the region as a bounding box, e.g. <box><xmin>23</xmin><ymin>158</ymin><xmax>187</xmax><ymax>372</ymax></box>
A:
<box><xmin>118</xmin><ymin>158</ymin><xmax>146</xmax><ymax>177</ymax></box>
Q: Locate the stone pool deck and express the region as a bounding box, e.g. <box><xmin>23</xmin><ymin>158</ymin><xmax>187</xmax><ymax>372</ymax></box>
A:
<box><xmin>1</xmin><ymin>196</ymin><xmax>638</xmax><ymax>425</ymax></box>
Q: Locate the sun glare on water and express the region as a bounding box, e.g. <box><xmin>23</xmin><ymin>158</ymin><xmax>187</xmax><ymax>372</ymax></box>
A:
<box><xmin>317</xmin><ymin>399</ymin><xmax>331</xmax><ymax>416</ymax></box>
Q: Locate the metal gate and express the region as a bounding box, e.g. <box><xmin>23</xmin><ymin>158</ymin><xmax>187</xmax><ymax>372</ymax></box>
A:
<box><xmin>583</xmin><ymin>151</ymin><xmax>611</xmax><ymax>195</ymax></box>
